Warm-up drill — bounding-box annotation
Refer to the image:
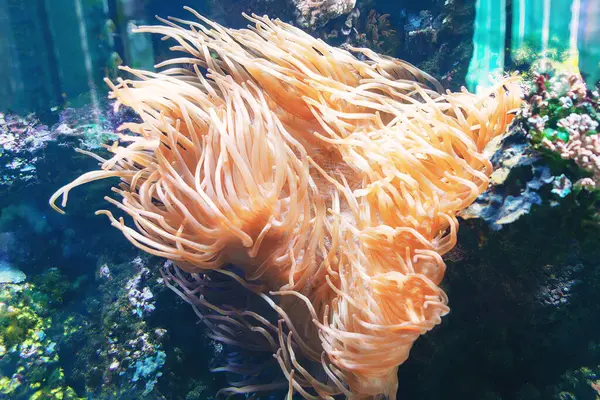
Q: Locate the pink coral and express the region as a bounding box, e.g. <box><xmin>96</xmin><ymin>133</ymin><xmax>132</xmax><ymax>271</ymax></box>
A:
<box><xmin>542</xmin><ymin>113</ymin><xmax>600</xmax><ymax>188</ymax></box>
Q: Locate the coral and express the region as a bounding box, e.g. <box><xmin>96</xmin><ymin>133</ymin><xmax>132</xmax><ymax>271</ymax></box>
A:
<box><xmin>551</xmin><ymin>363</ymin><xmax>600</xmax><ymax>399</ymax></box>
<box><xmin>0</xmin><ymin>282</ymin><xmax>82</xmax><ymax>399</ymax></box>
<box><xmin>0</xmin><ymin>113</ymin><xmax>53</xmax><ymax>187</ymax></box>
<box><xmin>349</xmin><ymin>10</ymin><xmax>401</xmax><ymax>56</ymax></box>
<box><xmin>0</xmin><ymin>189</ymin><xmax>217</xmax><ymax>399</ymax></box>
<box><xmin>48</xmin><ymin>254</ymin><xmax>217</xmax><ymax>399</ymax></box>
<box><xmin>543</xmin><ymin>112</ymin><xmax>600</xmax><ymax>189</ymax></box>
<box><xmin>404</xmin><ymin>10</ymin><xmax>443</xmax><ymax>40</ymax></box>
<box><xmin>52</xmin><ymin>101</ymin><xmax>139</xmax><ymax>151</ymax></box>
<box><xmin>50</xmin><ymin>9</ymin><xmax>520</xmax><ymax>399</ymax></box>
<box><xmin>0</xmin><ymin>113</ymin><xmax>52</xmax><ymax>154</ymax></box>
<box><xmin>321</xmin><ymin>6</ymin><xmax>401</xmax><ymax>59</ymax></box>
<box><xmin>131</xmin><ymin>350</ymin><xmax>166</xmax><ymax>395</ymax></box>
<box><xmin>396</xmin><ymin>0</ymin><xmax>474</xmax><ymax>90</ymax></box>
<box><xmin>461</xmin><ymin>69</ymin><xmax>600</xmax><ymax>230</ymax></box>
<box><xmin>403</xmin><ymin>9</ymin><xmax>445</xmax><ymax>66</ymax></box>
<box><xmin>124</xmin><ymin>258</ymin><xmax>156</xmax><ymax>318</ymax></box>
<box><xmin>518</xmin><ymin>69</ymin><xmax>600</xmax><ymax>189</ymax></box>
<box><xmin>0</xmin><ymin>256</ymin><xmax>181</xmax><ymax>400</ymax></box>
<box><xmin>0</xmin><ymin>262</ymin><xmax>26</xmax><ymax>284</ymax></box>
<box><xmin>293</xmin><ymin>0</ymin><xmax>356</xmax><ymax>29</ymax></box>
<box><xmin>91</xmin><ymin>256</ymin><xmax>168</xmax><ymax>397</ymax></box>
<box><xmin>0</xmin><ymin>103</ymin><xmax>136</xmax><ymax>191</ymax></box>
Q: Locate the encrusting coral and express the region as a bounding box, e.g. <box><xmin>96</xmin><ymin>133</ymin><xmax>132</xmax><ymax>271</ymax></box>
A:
<box><xmin>293</xmin><ymin>0</ymin><xmax>356</xmax><ymax>29</ymax></box>
<box><xmin>524</xmin><ymin>71</ymin><xmax>600</xmax><ymax>190</ymax></box>
<box><xmin>50</xmin><ymin>7</ymin><xmax>521</xmax><ymax>399</ymax></box>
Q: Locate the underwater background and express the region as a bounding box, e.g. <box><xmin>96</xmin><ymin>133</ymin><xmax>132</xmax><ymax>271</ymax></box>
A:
<box><xmin>1</xmin><ymin>0</ymin><xmax>600</xmax><ymax>399</ymax></box>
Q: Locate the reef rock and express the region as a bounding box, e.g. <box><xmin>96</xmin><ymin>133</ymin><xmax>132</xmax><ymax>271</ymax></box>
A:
<box><xmin>293</xmin><ymin>0</ymin><xmax>356</xmax><ymax>29</ymax></box>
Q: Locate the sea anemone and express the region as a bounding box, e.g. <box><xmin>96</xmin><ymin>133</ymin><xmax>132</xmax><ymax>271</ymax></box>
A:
<box><xmin>50</xmin><ymin>8</ymin><xmax>521</xmax><ymax>399</ymax></box>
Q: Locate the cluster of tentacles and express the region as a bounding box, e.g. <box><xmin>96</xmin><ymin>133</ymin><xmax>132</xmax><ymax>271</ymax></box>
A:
<box><xmin>51</xmin><ymin>7</ymin><xmax>521</xmax><ymax>399</ymax></box>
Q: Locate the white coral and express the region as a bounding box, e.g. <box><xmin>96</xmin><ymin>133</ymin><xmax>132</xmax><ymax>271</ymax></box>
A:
<box><xmin>293</xmin><ymin>0</ymin><xmax>356</xmax><ymax>28</ymax></box>
<box><xmin>543</xmin><ymin>113</ymin><xmax>600</xmax><ymax>188</ymax></box>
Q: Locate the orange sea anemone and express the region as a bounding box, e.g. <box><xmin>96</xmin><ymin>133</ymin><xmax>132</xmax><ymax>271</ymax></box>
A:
<box><xmin>50</xmin><ymin>8</ymin><xmax>521</xmax><ymax>399</ymax></box>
